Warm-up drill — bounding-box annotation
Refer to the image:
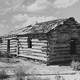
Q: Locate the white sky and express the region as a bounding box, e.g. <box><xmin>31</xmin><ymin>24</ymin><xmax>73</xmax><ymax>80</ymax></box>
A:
<box><xmin>0</xmin><ymin>0</ymin><xmax>80</xmax><ymax>35</ymax></box>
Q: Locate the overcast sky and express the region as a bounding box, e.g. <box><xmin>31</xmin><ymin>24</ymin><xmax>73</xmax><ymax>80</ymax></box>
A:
<box><xmin>0</xmin><ymin>0</ymin><xmax>80</xmax><ymax>36</ymax></box>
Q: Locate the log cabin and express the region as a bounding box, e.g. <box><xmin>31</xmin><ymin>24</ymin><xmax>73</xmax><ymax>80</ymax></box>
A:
<box><xmin>0</xmin><ymin>17</ymin><xmax>80</xmax><ymax>65</ymax></box>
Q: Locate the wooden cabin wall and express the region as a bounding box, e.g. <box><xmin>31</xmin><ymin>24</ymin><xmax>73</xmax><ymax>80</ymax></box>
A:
<box><xmin>0</xmin><ymin>39</ymin><xmax>7</xmax><ymax>53</ymax></box>
<box><xmin>0</xmin><ymin>38</ymin><xmax>17</xmax><ymax>55</ymax></box>
<box><xmin>47</xmin><ymin>24</ymin><xmax>80</xmax><ymax>65</ymax></box>
<box><xmin>10</xmin><ymin>39</ymin><xmax>17</xmax><ymax>54</ymax></box>
<box><xmin>18</xmin><ymin>34</ymin><xmax>48</xmax><ymax>62</ymax></box>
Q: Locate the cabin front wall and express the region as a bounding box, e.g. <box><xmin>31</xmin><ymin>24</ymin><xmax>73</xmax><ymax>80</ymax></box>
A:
<box><xmin>0</xmin><ymin>38</ymin><xmax>17</xmax><ymax>56</ymax></box>
<box><xmin>18</xmin><ymin>33</ymin><xmax>48</xmax><ymax>62</ymax></box>
<box><xmin>0</xmin><ymin>38</ymin><xmax>7</xmax><ymax>54</ymax></box>
<box><xmin>47</xmin><ymin>24</ymin><xmax>80</xmax><ymax>65</ymax></box>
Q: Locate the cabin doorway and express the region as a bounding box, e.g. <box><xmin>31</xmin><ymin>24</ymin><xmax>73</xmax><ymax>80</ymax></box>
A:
<box><xmin>70</xmin><ymin>38</ymin><xmax>79</xmax><ymax>62</ymax></box>
<box><xmin>7</xmin><ymin>39</ymin><xmax>18</xmax><ymax>58</ymax></box>
<box><xmin>70</xmin><ymin>38</ymin><xmax>77</xmax><ymax>55</ymax></box>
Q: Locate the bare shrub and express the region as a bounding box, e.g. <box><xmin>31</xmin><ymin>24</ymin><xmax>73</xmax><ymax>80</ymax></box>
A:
<box><xmin>55</xmin><ymin>74</ymin><xmax>65</xmax><ymax>80</ymax></box>
<box><xmin>71</xmin><ymin>60</ymin><xmax>80</xmax><ymax>70</ymax></box>
<box><xmin>15</xmin><ymin>65</ymin><xmax>26</xmax><ymax>80</ymax></box>
<box><xmin>0</xmin><ymin>69</ymin><xmax>9</xmax><ymax>80</ymax></box>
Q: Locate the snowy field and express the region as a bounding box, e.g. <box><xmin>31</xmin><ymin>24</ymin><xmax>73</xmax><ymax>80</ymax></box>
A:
<box><xmin>0</xmin><ymin>58</ymin><xmax>80</xmax><ymax>80</ymax></box>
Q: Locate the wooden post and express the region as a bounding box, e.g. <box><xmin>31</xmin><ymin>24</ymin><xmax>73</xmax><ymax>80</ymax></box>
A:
<box><xmin>7</xmin><ymin>39</ymin><xmax>10</xmax><ymax>56</ymax></box>
<box><xmin>7</xmin><ymin>39</ymin><xmax>10</xmax><ymax>62</ymax></box>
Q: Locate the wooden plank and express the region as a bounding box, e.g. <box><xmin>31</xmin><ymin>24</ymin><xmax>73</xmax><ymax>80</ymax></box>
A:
<box><xmin>19</xmin><ymin>50</ymin><xmax>46</xmax><ymax>54</ymax></box>
<box><xmin>10</xmin><ymin>51</ymin><xmax>16</xmax><ymax>53</ymax></box>
<box><xmin>1</xmin><ymin>45</ymin><xmax>7</xmax><ymax>47</ymax></box>
<box><xmin>32</xmin><ymin>46</ymin><xmax>47</xmax><ymax>49</ymax></box>
<box><xmin>19</xmin><ymin>48</ymin><xmax>47</xmax><ymax>53</ymax></box>
<box><xmin>20</xmin><ymin>52</ymin><xmax>47</xmax><ymax>57</ymax></box>
<box><xmin>48</xmin><ymin>57</ymin><xmax>72</xmax><ymax>62</ymax></box>
<box><xmin>1</xmin><ymin>43</ymin><xmax>7</xmax><ymax>45</ymax></box>
<box><xmin>10</xmin><ymin>42</ymin><xmax>17</xmax><ymax>45</ymax></box>
<box><xmin>19</xmin><ymin>43</ymin><xmax>28</xmax><ymax>45</ymax></box>
<box><xmin>19</xmin><ymin>41</ymin><xmax>27</xmax><ymax>43</ymax></box>
<box><xmin>54</xmin><ymin>44</ymin><xmax>70</xmax><ymax>47</ymax></box>
<box><xmin>53</xmin><ymin>49</ymin><xmax>70</xmax><ymax>52</ymax></box>
<box><xmin>32</xmin><ymin>41</ymin><xmax>47</xmax><ymax>44</ymax></box>
<box><xmin>19</xmin><ymin>46</ymin><xmax>28</xmax><ymax>48</ymax></box>
<box><xmin>10</xmin><ymin>46</ymin><xmax>17</xmax><ymax>48</ymax></box>
<box><xmin>10</xmin><ymin>48</ymin><xmax>16</xmax><ymax>49</ymax></box>
<box><xmin>19</xmin><ymin>39</ymin><xmax>27</xmax><ymax>41</ymax></box>
<box><xmin>54</xmin><ymin>47</ymin><xmax>70</xmax><ymax>50</ymax></box>
<box><xmin>19</xmin><ymin>47</ymin><xmax>47</xmax><ymax>50</ymax></box>
<box><xmin>49</xmin><ymin>54</ymin><xmax>71</xmax><ymax>58</ymax></box>
<box><xmin>18</xmin><ymin>54</ymin><xmax>47</xmax><ymax>61</ymax></box>
<box><xmin>18</xmin><ymin>37</ymin><xmax>28</xmax><ymax>39</ymax></box>
<box><xmin>32</xmin><ymin>39</ymin><xmax>48</xmax><ymax>42</ymax></box>
<box><xmin>32</xmin><ymin>43</ymin><xmax>47</xmax><ymax>46</ymax></box>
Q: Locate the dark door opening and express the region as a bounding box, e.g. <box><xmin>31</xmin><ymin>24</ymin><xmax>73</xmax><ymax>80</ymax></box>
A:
<box><xmin>70</xmin><ymin>38</ymin><xmax>77</xmax><ymax>55</ymax></box>
<box><xmin>27</xmin><ymin>38</ymin><xmax>32</xmax><ymax>48</ymax></box>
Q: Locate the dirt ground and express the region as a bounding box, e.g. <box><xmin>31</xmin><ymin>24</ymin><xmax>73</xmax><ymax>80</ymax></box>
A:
<box><xmin>0</xmin><ymin>58</ymin><xmax>80</xmax><ymax>80</ymax></box>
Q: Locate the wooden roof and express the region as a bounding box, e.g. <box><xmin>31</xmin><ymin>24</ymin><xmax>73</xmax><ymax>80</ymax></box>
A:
<box><xmin>3</xmin><ymin>17</ymin><xmax>79</xmax><ymax>38</ymax></box>
<box><xmin>10</xmin><ymin>18</ymin><xmax>67</xmax><ymax>35</ymax></box>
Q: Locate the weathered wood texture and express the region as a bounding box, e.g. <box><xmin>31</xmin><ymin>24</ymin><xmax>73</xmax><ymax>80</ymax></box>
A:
<box><xmin>47</xmin><ymin>18</ymin><xmax>80</xmax><ymax>65</ymax></box>
<box><xmin>0</xmin><ymin>17</ymin><xmax>80</xmax><ymax>65</ymax></box>
<box><xmin>18</xmin><ymin>34</ymin><xmax>48</xmax><ymax>61</ymax></box>
<box><xmin>0</xmin><ymin>39</ymin><xmax>17</xmax><ymax>54</ymax></box>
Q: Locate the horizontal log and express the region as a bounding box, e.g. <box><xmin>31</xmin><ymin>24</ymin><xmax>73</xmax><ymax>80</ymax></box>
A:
<box><xmin>10</xmin><ymin>51</ymin><xmax>16</xmax><ymax>53</ymax></box>
<box><xmin>32</xmin><ymin>43</ymin><xmax>47</xmax><ymax>46</ymax></box>
<box><xmin>0</xmin><ymin>46</ymin><xmax>7</xmax><ymax>48</ymax></box>
<box><xmin>0</xmin><ymin>48</ymin><xmax>7</xmax><ymax>49</ymax></box>
<box><xmin>19</xmin><ymin>45</ymin><xmax>47</xmax><ymax>49</ymax></box>
<box><xmin>54</xmin><ymin>49</ymin><xmax>70</xmax><ymax>52</ymax></box>
<box><xmin>10</xmin><ymin>46</ymin><xmax>17</xmax><ymax>48</ymax></box>
<box><xmin>19</xmin><ymin>39</ymin><xmax>27</xmax><ymax>41</ymax></box>
<box><xmin>19</xmin><ymin>48</ymin><xmax>47</xmax><ymax>52</ymax></box>
<box><xmin>32</xmin><ymin>39</ymin><xmax>47</xmax><ymax>42</ymax></box>
<box><xmin>10</xmin><ymin>47</ymin><xmax>16</xmax><ymax>49</ymax></box>
<box><xmin>10</xmin><ymin>50</ymin><xmax>16</xmax><ymax>52</ymax></box>
<box><xmin>19</xmin><ymin>50</ymin><xmax>46</xmax><ymax>54</ymax></box>
<box><xmin>19</xmin><ymin>48</ymin><xmax>42</xmax><ymax>52</ymax></box>
<box><xmin>18</xmin><ymin>37</ymin><xmax>28</xmax><ymax>39</ymax></box>
<box><xmin>18</xmin><ymin>54</ymin><xmax>47</xmax><ymax>61</ymax></box>
<box><xmin>10</xmin><ymin>42</ymin><xmax>17</xmax><ymax>45</ymax></box>
<box><xmin>49</xmin><ymin>54</ymin><xmax>71</xmax><ymax>57</ymax></box>
<box><xmin>20</xmin><ymin>52</ymin><xmax>47</xmax><ymax>57</ymax></box>
<box><xmin>19</xmin><ymin>41</ymin><xmax>27</xmax><ymax>43</ymax></box>
<box><xmin>19</xmin><ymin>43</ymin><xmax>28</xmax><ymax>45</ymax></box>
<box><xmin>10</xmin><ymin>40</ymin><xmax>17</xmax><ymax>41</ymax></box>
<box><xmin>19</xmin><ymin>46</ymin><xmax>28</xmax><ymax>49</ymax></box>
<box><xmin>10</xmin><ymin>40</ymin><xmax>17</xmax><ymax>42</ymax></box>
<box><xmin>49</xmin><ymin>52</ymin><xmax>70</xmax><ymax>56</ymax></box>
<box><xmin>19</xmin><ymin>46</ymin><xmax>47</xmax><ymax>50</ymax></box>
<box><xmin>54</xmin><ymin>44</ymin><xmax>70</xmax><ymax>47</ymax></box>
<box><xmin>0</xmin><ymin>49</ymin><xmax>6</xmax><ymax>51</ymax></box>
<box><xmin>48</xmin><ymin>44</ymin><xmax>69</xmax><ymax>48</ymax></box>
<box><xmin>54</xmin><ymin>47</ymin><xmax>70</xmax><ymax>50</ymax></box>
<box><xmin>48</xmin><ymin>57</ymin><xmax>72</xmax><ymax>62</ymax></box>
<box><xmin>32</xmin><ymin>41</ymin><xmax>47</xmax><ymax>44</ymax></box>
<box><xmin>1</xmin><ymin>43</ymin><xmax>7</xmax><ymax>45</ymax></box>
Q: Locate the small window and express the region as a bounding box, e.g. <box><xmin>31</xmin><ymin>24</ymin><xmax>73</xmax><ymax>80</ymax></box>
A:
<box><xmin>27</xmin><ymin>38</ymin><xmax>32</xmax><ymax>48</ymax></box>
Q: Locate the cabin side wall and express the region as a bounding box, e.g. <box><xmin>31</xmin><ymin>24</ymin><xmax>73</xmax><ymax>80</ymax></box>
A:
<box><xmin>0</xmin><ymin>38</ymin><xmax>7</xmax><ymax>54</ymax></box>
<box><xmin>47</xmin><ymin>24</ymin><xmax>80</xmax><ymax>65</ymax></box>
<box><xmin>18</xmin><ymin>33</ymin><xmax>48</xmax><ymax>62</ymax></box>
